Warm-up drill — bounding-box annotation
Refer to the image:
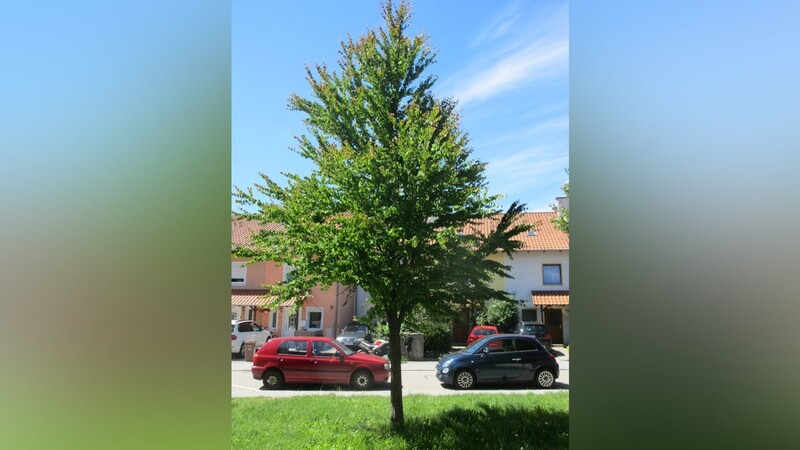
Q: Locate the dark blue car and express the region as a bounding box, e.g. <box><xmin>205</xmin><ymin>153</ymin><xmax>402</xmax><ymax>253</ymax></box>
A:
<box><xmin>435</xmin><ymin>334</ymin><xmax>559</xmax><ymax>389</ymax></box>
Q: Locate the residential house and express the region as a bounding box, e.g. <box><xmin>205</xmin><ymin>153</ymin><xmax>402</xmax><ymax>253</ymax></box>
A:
<box><xmin>235</xmin><ymin>204</ymin><xmax>571</xmax><ymax>346</ymax></box>
<box><xmin>476</xmin><ymin>211</ymin><xmax>570</xmax><ymax>345</ymax></box>
<box><xmin>231</xmin><ymin>219</ymin><xmax>356</xmax><ymax>340</ymax></box>
<box><xmin>358</xmin><ymin>208</ymin><xmax>569</xmax><ymax>346</ymax></box>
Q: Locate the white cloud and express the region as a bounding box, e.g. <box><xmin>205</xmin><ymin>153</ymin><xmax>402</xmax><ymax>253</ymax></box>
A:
<box><xmin>483</xmin><ymin>146</ymin><xmax>568</xmax><ymax>203</ymax></box>
<box><xmin>455</xmin><ymin>37</ymin><xmax>568</xmax><ymax>106</ymax></box>
<box><xmin>443</xmin><ymin>2</ymin><xmax>569</xmax><ymax>107</ymax></box>
<box><xmin>471</xmin><ymin>1</ymin><xmax>523</xmax><ymax>46</ymax></box>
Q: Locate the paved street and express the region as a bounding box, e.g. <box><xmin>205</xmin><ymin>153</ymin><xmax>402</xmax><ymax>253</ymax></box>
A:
<box><xmin>232</xmin><ymin>346</ymin><xmax>569</xmax><ymax>398</ymax></box>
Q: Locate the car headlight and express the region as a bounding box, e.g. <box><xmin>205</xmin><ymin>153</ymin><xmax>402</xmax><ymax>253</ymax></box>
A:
<box><xmin>441</xmin><ymin>367</ymin><xmax>450</xmax><ymax>374</ymax></box>
<box><xmin>384</xmin><ymin>362</ymin><xmax>390</xmax><ymax>371</ymax></box>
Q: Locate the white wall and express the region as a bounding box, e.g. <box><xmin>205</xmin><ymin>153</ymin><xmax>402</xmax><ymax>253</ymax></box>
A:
<box><xmin>504</xmin><ymin>250</ymin><xmax>570</xmax><ymax>305</ymax></box>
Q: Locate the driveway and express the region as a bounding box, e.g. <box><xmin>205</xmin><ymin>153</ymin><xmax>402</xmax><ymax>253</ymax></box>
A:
<box><xmin>231</xmin><ymin>346</ymin><xmax>569</xmax><ymax>397</ymax></box>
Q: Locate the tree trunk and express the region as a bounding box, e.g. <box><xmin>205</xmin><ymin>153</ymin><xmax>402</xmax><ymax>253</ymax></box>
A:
<box><xmin>387</xmin><ymin>309</ymin><xmax>404</xmax><ymax>430</ymax></box>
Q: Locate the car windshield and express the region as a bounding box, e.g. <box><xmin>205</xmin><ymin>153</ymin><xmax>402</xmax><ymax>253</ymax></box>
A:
<box><xmin>522</xmin><ymin>325</ymin><xmax>547</xmax><ymax>333</ymax></box>
<box><xmin>474</xmin><ymin>329</ymin><xmax>495</xmax><ymax>336</ymax></box>
<box><xmin>342</xmin><ymin>324</ymin><xmax>368</xmax><ymax>333</ymax></box>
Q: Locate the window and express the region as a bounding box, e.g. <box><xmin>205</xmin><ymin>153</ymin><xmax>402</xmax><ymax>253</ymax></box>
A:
<box><xmin>515</xmin><ymin>338</ymin><xmax>538</xmax><ymax>352</ymax></box>
<box><xmin>542</xmin><ymin>264</ymin><xmax>562</xmax><ymax>285</ymax></box>
<box><xmin>283</xmin><ymin>264</ymin><xmax>294</xmax><ymax>281</ymax></box>
<box><xmin>238</xmin><ymin>322</ymin><xmax>253</xmax><ymax>332</ymax></box>
<box><xmin>312</xmin><ymin>341</ymin><xmax>338</xmax><ymax>357</ymax></box>
<box><xmin>252</xmin><ymin>323</ymin><xmax>262</xmax><ymax>332</ymax></box>
<box><xmin>307</xmin><ymin>307</ymin><xmax>323</xmax><ymax>330</ymax></box>
<box><xmin>277</xmin><ymin>340</ymin><xmax>308</xmax><ymax>356</ymax></box>
<box><xmin>521</xmin><ymin>309</ymin><xmax>538</xmax><ymax>323</ymax></box>
<box><xmin>270</xmin><ymin>311</ymin><xmax>278</xmax><ymax>329</ymax></box>
<box><xmin>231</xmin><ymin>262</ymin><xmax>246</xmax><ymax>286</ymax></box>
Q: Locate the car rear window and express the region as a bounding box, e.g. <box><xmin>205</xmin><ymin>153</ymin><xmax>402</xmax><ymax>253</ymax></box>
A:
<box><xmin>474</xmin><ymin>329</ymin><xmax>496</xmax><ymax>336</ymax></box>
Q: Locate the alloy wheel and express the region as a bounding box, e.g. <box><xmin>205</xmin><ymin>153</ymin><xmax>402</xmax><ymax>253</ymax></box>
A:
<box><xmin>455</xmin><ymin>370</ymin><xmax>475</xmax><ymax>389</ymax></box>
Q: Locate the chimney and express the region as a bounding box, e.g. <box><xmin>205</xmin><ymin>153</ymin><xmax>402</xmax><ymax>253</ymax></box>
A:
<box><xmin>555</xmin><ymin>196</ymin><xmax>569</xmax><ymax>216</ymax></box>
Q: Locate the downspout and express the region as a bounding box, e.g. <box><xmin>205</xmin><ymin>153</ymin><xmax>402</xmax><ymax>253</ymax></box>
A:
<box><xmin>333</xmin><ymin>282</ymin><xmax>340</xmax><ymax>338</ymax></box>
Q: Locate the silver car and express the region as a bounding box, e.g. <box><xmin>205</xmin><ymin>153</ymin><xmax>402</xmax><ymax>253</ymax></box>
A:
<box><xmin>335</xmin><ymin>322</ymin><xmax>372</xmax><ymax>350</ymax></box>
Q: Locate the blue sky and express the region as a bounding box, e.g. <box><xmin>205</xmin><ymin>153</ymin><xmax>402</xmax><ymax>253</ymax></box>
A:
<box><xmin>233</xmin><ymin>0</ymin><xmax>568</xmax><ymax>213</ymax></box>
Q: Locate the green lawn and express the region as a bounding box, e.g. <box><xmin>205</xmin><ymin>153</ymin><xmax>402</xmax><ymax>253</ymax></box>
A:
<box><xmin>232</xmin><ymin>392</ymin><xmax>568</xmax><ymax>449</ymax></box>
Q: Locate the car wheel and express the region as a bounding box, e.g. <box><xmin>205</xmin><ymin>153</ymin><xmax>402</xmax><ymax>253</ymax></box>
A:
<box><xmin>262</xmin><ymin>369</ymin><xmax>284</xmax><ymax>389</ymax></box>
<box><xmin>454</xmin><ymin>370</ymin><xmax>475</xmax><ymax>389</ymax></box>
<box><xmin>534</xmin><ymin>368</ymin><xmax>556</xmax><ymax>389</ymax></box>
<box><xmin>239</xmin><ymin>343</ymin><xmax>246</xmax><ymax>358</ymax></box>
<box><xmin>350</xmin><ymin>370</ymin><xmax>374</xmax><ymax>390</ymax></box>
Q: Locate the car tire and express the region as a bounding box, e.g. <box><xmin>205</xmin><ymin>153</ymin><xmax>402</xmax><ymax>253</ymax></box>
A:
<box><xmin>454</xmin><ymin>369</ymin><xmax>476</xmax><ymax>390</ymax></box>
<box><xmin>350</xmin><ymin>370</ymin><xmax>374</xmax><ymax>390</ymax></box>
<box><xmin>239</xmin><ymin>343</ymin><xmax>246</xmax><ymax>359</ymax></box>
<box><xmin>262</xmin><ymin>369</ymin><xmax>284</xmax><ymax>389</ymax></box>
<box><xmin>534</xmin><ymin>368</ymin><xmax>556</xmax><ymax>389</ymax></box>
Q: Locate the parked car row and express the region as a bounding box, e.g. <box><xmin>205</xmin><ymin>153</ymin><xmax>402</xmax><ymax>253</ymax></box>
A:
<box><xmin>247</xmin><ymin>332</ymin><xmax>560</xmax><ymax>391</ymax></box>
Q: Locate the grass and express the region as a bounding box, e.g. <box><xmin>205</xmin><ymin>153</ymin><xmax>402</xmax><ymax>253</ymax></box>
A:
<box><xmin>232</xmin><ymin>392</ymin><xmax>568</xmax><ymax>449</ymax></box>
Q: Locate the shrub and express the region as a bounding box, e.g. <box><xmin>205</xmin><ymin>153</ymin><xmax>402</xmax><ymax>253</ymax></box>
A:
<box><xmin>476</xmin><ymin>299</ymin><xmax>520</xmax><ymax>332</ymax></box>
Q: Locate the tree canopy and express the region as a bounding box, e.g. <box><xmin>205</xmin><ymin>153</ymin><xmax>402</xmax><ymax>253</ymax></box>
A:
<box><xmin>234</xmin><ymin>0</ymin><xmax>530</xmax><ymax>429</ymax></box>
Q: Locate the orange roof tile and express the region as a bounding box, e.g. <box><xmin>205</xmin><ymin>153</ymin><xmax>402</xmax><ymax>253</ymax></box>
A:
<box><xmin>233</xmin><ymin>211</ymin><xmax>569</xmax><ymax>252</ymax></box>
<box><xmin>463</xmin><ymin>212</ymin><xmax>569</xmax><ymax>251</ymax></box>
<box><xmin>531</xmin><ymin>290</ymin><xmax>570</xmax><ymax>306</ymax></box>
<box><xmin>231</xmin><ymin>218</ymin><xmax>283</xmax><ymax>250</ymax></box>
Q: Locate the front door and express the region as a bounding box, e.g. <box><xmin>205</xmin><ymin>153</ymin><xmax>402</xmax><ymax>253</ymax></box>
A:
<box><xmin>282</xmin><ymin>308</ymin><xmax>299</xmax><ymax>337</ymax></box>
<box><xmin>309</xmin><ymin>341</ymin><xmax>351</xmax><ymax>384</ymax></box>
<box><xmin>544</xmin><ymin>309</ymin><xmax>563</xmax><ymax>344</ymax></box>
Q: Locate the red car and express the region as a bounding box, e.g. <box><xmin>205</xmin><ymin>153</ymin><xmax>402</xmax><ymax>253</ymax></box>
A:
<box><xmin>466</xmin><ymin>325</ymin><xmax>499</xmax><ymax>345</ymax></box>
<box><xmin>252</xmin><ymin>336</ymin><xmax>390</xmax><ymax>390</ymax></box>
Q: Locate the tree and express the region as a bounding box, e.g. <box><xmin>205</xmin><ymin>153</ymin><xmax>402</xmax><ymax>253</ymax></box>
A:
<box><xmin>550</xmin><ymin>170</ymin><xmax>569</xmax><ymax>234</ymax></box>
<box><xmin>476</xmin><ymin>297</ymin><xmax>521</xmax><ymax>332</ymax></box>
<box><xmin>234</xmin><ymin>0</ymin><xmax>530</xmax><ymax>430</ymax></box>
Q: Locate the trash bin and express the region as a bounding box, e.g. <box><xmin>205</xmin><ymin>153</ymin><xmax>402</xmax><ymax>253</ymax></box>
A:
<box><xmin>243</xmin><ymin>339</ymin><xmax>257</xmax><ymax>362</ymax></box>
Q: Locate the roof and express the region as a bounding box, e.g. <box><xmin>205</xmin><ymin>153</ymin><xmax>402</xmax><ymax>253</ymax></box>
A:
<box><xmin>463</xmin><ymin>212</ymin><xmax>569</xmax><ymax>251</ymax></box>
<box><xmin>233</xmin><ymin>211</ymin><xmax>568</xmax><ymax>252</ymax></box>
<box><xmin>231</xmin><ymin>218</ymin><xmax>284</xmax><ymax>250</ymax></box>
<box><xmin>231</xmin><ymin>290</ymin><xmax>291</xmax><ymax>308</ymax></box>
<box><xmin>531</xmin><ymin>290</ymin><xmax>570</xmax><ymax>306</ymax></box>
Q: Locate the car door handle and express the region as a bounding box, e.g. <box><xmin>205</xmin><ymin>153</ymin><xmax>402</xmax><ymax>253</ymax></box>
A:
<box><xmin>512</xmin><ymin>358</ymin><xmax>521</xmax><ymax>361</ymax></box>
